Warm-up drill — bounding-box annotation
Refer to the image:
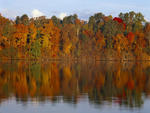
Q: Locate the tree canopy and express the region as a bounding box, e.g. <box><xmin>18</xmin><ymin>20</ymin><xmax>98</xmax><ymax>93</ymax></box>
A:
<box><xmin>0</xmin><ymin>11</ymin><xmax>149</xmax><ymax>60</ymax></box>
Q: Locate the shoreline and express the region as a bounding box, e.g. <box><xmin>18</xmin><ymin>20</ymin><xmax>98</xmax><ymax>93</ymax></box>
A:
<box><xmin>1</xmin><ymin>58</ymin><xmax>150</xmax><ymax>62</ymax></box>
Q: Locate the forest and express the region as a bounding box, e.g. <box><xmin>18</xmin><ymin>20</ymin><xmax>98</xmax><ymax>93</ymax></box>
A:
<box><xmin>0</xmin><ymin>11</ymin><xmax>150</xmax><ymax>60</ymax></box>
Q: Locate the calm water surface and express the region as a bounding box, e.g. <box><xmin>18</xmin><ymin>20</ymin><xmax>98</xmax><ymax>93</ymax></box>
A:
<box><xmin>0</xmin><ymin>61</ymin><xmax>150</xmax><ymax>113</ymax></box>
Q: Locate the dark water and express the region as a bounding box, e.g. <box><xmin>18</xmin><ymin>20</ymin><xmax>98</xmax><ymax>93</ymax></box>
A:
<box><xmin>0</xmin><ymin>61</ymin><xmax>150</xmax><ymax>113</ymax></box>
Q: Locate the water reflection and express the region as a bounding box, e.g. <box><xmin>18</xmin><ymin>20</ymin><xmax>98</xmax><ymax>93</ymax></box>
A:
<box><xmin>0</xmin><ymin>61</ymin><xmax>150</xmax><ymax>109</ymax></box>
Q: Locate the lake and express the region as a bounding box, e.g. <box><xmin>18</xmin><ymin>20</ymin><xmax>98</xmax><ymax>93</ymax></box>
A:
<box><xmin>0</xmin><ymin>61</ymin><xmax>150</xmax><ymax>113</ymax></box>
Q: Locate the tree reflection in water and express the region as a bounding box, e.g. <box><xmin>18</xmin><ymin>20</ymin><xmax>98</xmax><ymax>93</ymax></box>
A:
<box><xmin>0</xmin><ymin>61</ymin><xmax>150</xmax><ymax>109</ymax></box>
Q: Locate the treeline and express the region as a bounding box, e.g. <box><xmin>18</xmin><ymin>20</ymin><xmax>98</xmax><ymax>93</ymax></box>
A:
<box><xmin>0</xmin><ymin>11</ymin><xmax>150</xmax><ymax>60</ymax></box>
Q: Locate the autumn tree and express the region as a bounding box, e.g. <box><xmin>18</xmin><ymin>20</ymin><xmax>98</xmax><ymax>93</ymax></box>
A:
<box><xmin>15</xmin><ymin>14</ymin><xmax>29</xmax><ymax>25</ymax></box>
<box><xmin>63</xmin><ymin>14</ymin><xmax>78</xmax><ymax>25</ymax></box>
<box><xmin>89</xmin><ymin>12</ymin><xmax>105</xmax><ymax>32</ymax></box>
<box><xmin>144</xmin><ymin>23</ymin><xmax>150</xmax><ymax>55</ymax></box>
<box><xmin>39</xmin><ymin>20</ymin><xmax>60</xmax><ymax>58</ymax></box>
<box><xmin>61</xmin><ymin>24</ymin><xmax>79</xmax><ymax>57</ymax></box>
<box><xmin>51</xmin><ymin>16</ymin><xmax>62</xmax><ymax>28</ymax></box>
<box><xmin>119</xmin><ymin>11</ymin><xmax>145</xmax><ymax>33</ymax></box>
<box><xmin>0</xmin><ymin>15</ymin><xmax>16</xmax><ymax>58</ymax></box>
<box><xmin>102</xmin><ymin>20</ymin><xmax>124</xmax><ymax>49</ymax></box>
<box><xmin>0</xmin><ymin>11</ymin><xmax>150</xmax><ymax>60</ymax></box>
<box><xmin>113</xmin><ymin>34</ymin><xmax>129</xmax><ymax>57</ymax></box>
<box><xmin>12</xmin><ymin>24</ymin><xmax>28</xmax><ymax>58</ymax></box>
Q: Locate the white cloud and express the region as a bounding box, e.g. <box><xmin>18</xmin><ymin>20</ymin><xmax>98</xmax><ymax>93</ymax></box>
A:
<box><xmin>59</xmin><ymin>13</ymin><xmax>67</xmax><ymax>20</ymax></box>
<box><xmin>31</xmin><ymin>9</ymin><xmax>44</xmax><ymax>18</ymax></box>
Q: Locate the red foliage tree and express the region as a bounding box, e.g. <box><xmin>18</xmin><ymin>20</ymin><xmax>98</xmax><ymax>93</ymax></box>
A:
<box><xmin>113</xmin><ymin>17</ymin><xmax>123</xmax><ymax>23</ymax></box>
<box><xmin>113</xmin><ymin>17</ymin><xmax>126</xmax><ymax>30</ymax></box>
<box><xmin>127</xmin><ymin>32</ymin><xmax>135</xmax><ymax>43</ymax></box>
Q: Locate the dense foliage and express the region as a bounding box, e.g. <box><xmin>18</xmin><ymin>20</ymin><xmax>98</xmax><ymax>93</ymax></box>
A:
<box><xmin>0</xmin><ymin>11</ymin><xmax>150</xmax><ymax>60</ymax></box>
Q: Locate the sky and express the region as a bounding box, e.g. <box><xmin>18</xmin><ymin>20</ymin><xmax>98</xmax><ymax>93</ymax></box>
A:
<box><xmin>0</xmin><ymin>0</ymin><xmax>150</xmax><ymax>21</ymax></box>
